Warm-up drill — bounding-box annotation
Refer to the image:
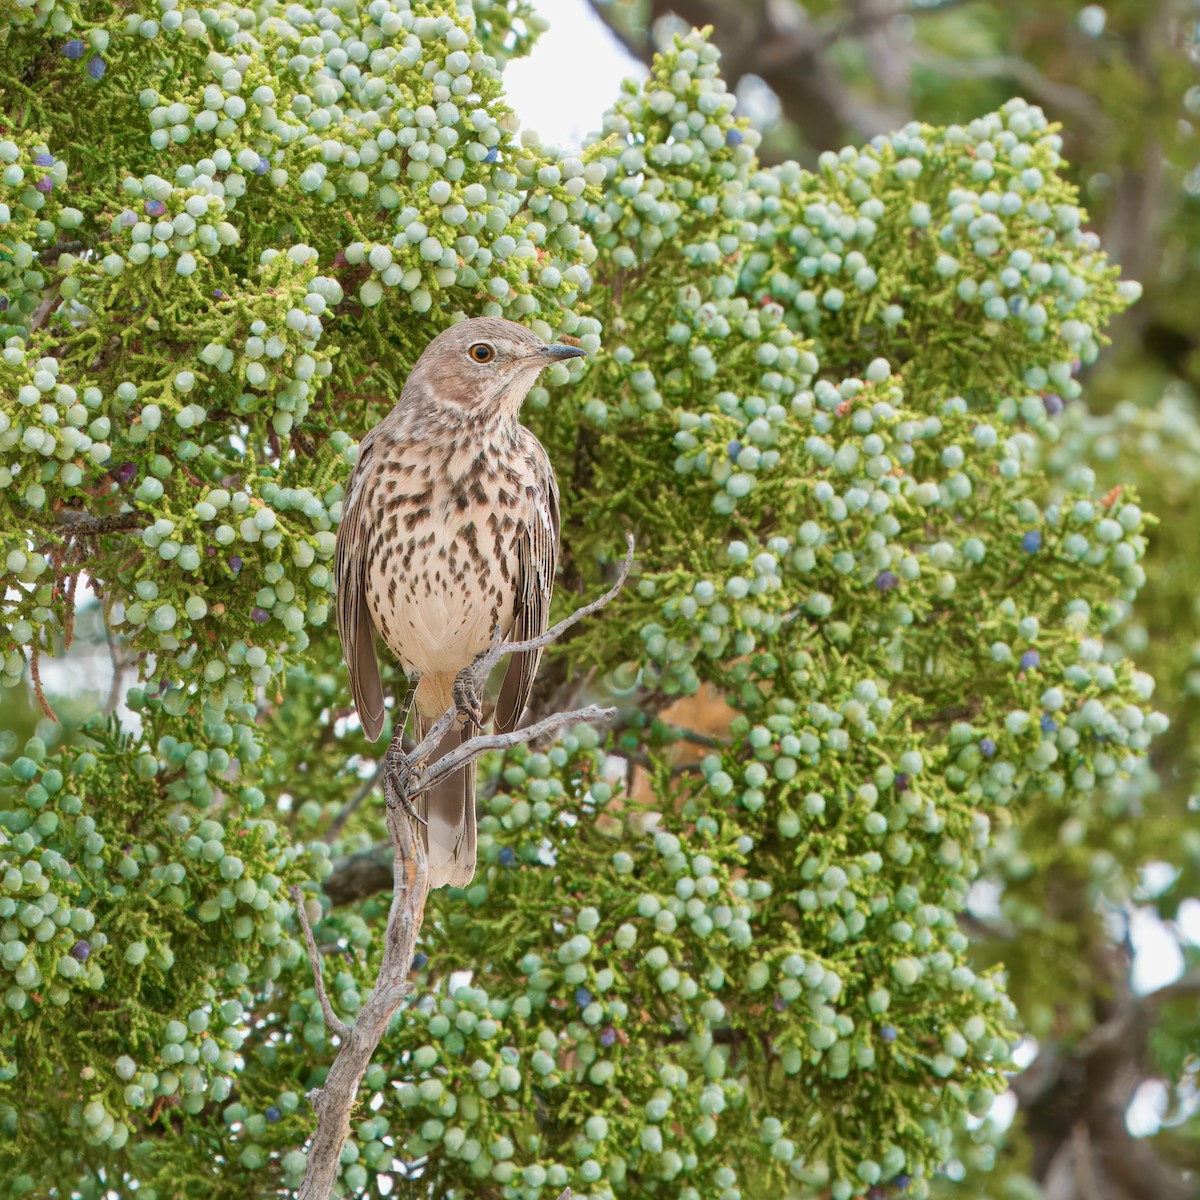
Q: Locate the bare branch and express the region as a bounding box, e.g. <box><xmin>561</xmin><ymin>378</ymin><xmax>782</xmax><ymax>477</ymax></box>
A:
<box><xmin>908</xmin><ymin>46</ymin><xmax>1107</xmax><ymax>129</ymax></box>
<box><xmin>479</xmin><ymin>531</ymin><xmax>636</xmax><ymax>677</ymax></box>
<box><xmin>321</xmin><ymin>843</ymin><xmax>393</xmax><ymax>907</ymax></box>
<box><xmin>50</xmin><ymin>510</ymin><xmax>142</xmax><ymax>535</ymax></box>
<box><xmin>289</xmin><ymin>885</ymin><xmax>351</xmax><ymax>1041</ymax></box>
<box><xmin>30</xmin><ymin>282</ymin><xmax>63</xmax><ymax>333</ymax></box>
<box><xmin>39</xmin><ymin>239</ymin><xmax>85</xmax><ymax>267</ymax></box>
<box><xmin>1141</xmin><ymin>968</ymin><xmax>1200</xmax><ymax>1008</ymax></box>
<box><xmin>296</xmin><ymin>774</ymin><xmax>428</xmax><ymax>1200</ymax></box>
<box><xmin>581</xmin><ymin>0</ymin><xmax>653</xmax><ymax>63</ymax></box>
<box><xmin>413</xmin><ymin>704</ymin><xmax>617</xmax><ymax>801</ymax></box>
<box><xmin>102</xmin><ymin>623</ymin><xmax>128</xmax><ymax>718</ymax></box>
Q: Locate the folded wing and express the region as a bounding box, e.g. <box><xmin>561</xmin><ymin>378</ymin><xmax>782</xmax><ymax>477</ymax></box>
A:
<box><xmin>494</xmin><ymin>440</ymin><xmax>560</xmax><ymax>734</ymax></box>
<box><xmin>335</xmin><ymin>427</ymin><xmax>387</xmax><ymax>741</ymax></box>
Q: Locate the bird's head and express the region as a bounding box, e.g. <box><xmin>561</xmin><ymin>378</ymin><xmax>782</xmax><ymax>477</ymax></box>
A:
<box><xmin>403</xmin><ymin>316</ymin><xmax>585</xmax><ymax>423</ymax></box>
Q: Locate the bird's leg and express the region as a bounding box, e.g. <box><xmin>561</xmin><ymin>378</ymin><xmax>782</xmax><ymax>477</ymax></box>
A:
<box><xmin>452</xmin><ymin>663</ymin><xmax>484</xmax><ymax>727</ymax></box>
<box><xmin>383</xmin><ymin>728</ymin><xmax>425</xmax><ymax>826</ymax></box>
<box><xmin>395</xmin><ymin>676</ymin><xmax>420</xmax><ymax>744</ymax></box>
<box><xmin>453</xmin><ymin>642</ymin><xmax>495</xmax><ymax>728</ymax></box>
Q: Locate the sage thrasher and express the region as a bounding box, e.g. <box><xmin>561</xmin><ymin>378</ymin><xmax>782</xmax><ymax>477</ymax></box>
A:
<box><xmin>335</xmin><ymin>317</ymin><xmax>584</xmax><ymax>887</ymax></box>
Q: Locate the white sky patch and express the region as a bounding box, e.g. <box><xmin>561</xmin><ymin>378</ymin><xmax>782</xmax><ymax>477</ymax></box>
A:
<box><xmin>1011</xmin><ymin>1036</ymin><xmax>1039</xmax><ymax>1070</ymax></box>
<box><xmin>1130</xmin><ymin>906</ymin><xmax>1185</xmax><ymax>994</ymax></box>
<box><xmin>1178</xmin><ymin>897</ymin><xmax>1200</xmax><ymax>943</ymax></box>
<box><xmin>1127</xmin><ymin>1079</ymin><xmax>1170</xmax><ymax>1138</ymax></box>
<box><xmin>504</xmin><ymin>0</ymin><xmax>644</xmax><ymax>150</ymax></box>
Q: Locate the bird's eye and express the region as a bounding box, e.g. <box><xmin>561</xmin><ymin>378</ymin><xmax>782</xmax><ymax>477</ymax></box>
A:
<box><xmin>468</xmin><ymin>343</ymin><xmax>495</xmax><ymax>363</ymax></box>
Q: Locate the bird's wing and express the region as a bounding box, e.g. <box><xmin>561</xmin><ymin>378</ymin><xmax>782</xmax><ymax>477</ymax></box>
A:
<box><xmin>494</xmin><ymin>438</ymin><xmax>560</xmax><ymax>734</ymax></box>
<box><xmin>335</xmin><ymin>426</ymin><xmax>387</xmax><ymax>741</ymax></box>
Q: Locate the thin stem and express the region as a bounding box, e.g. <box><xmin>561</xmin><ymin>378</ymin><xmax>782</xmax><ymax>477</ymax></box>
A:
<box><xmin>413</xmin><ymin>703</ymin><xmax>617</xmax><ymax>802</ymax></box>
<box><xmin>295</xmin><ymin>771</ymin><xmax>428</xmax><ymax>1200</ymax></box>
<box><xmin>479</xmin><ymin>532</ymin><xmax>636</xmax><ymax>675</ymax></box>
<box><xmin>289</xmin><ymin>886</ymin><xmax>350</xmax><ymax>1041</ymax></box>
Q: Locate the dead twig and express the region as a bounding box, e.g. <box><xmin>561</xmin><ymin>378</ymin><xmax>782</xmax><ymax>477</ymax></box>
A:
<box><xmin>289</xmin><ymin>886</ymin><xmax>350</xmax><ymax>1041</ymax></box>
<box><xmin>53</xmin><ymin>510</ymin><xmax>142</xmax><ymax>535</ymax></box>
<box><xmin>295</xmin><ymin>772</ymin><xmax>428</xmax><ymax>1200</ymax></box>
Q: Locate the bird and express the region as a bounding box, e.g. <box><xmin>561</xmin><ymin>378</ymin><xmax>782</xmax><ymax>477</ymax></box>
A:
<box><xmin>334</xmin><ymin>317</ymin><xmax>584</xmax><ymax>889</ymax></box>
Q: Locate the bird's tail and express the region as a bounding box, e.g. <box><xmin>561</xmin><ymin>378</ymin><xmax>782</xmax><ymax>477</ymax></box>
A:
<box><xmin>413</xmin><ymin>679</ymin><xmax>477</xmax><ymax>890</ymax></box>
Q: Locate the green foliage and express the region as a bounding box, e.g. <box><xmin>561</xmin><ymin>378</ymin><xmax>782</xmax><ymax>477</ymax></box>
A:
<box><xmin>0</xmin><ymin>2</ymin><xmax>1175</xmax><ymax>1198</ymax></box>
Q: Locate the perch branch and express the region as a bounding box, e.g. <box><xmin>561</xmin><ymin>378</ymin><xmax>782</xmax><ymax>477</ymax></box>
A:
<box><xmin>296</xmin><ymin>777</ymin><xmax>427</xmax><ymax>1200</ymax></box>
<box><xmin>295</xmin><ymin>538</ymin><xmax>636</xmax><ymax>1194</ymax></box>
<box><xmin>51</xmin><ymin>510</ymin><xmax>142</xmax><ymax>535</ymax></box>
<box><xmin>290</xmin><ymin>885</ymin><xmax>350</xmax><ymax>1041</ymax></box>
<box><xmin>477</xmin><ymin>531</ymin><xmax>636</xmax><ymax>675</ymax></box>
<box><xmin>411</xmin><ymin>704</ymin><xmax>617</xmax><ymax>801</ymax></box>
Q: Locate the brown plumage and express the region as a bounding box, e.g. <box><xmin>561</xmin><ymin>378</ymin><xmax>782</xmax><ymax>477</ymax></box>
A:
<box><xmin>334</xmin><ymin>317</ymin><xmax>582</xmax><ymax>888</ymax></box>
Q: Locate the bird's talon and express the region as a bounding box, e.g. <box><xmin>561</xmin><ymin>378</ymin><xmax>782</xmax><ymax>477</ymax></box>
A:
<box><xmin>452</xmin><ymin>674</ymin><xmax>484</xmax><ymax>726</ymax></box>
<box><xmin>384</xmin><ymin>751</ymin><xmax>422</xmax><ymax>821</ymax></box>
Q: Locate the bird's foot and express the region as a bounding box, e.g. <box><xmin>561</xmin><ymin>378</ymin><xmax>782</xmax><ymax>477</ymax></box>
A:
<box><xmin>383</xmin><ymin>744</ymin><xmax>425</xmax><ymax>825</ymax></box>
<box><xmin>452</xmin><ymin>668</ymin><xmax>484</xmax><ymax>727</ymax></box>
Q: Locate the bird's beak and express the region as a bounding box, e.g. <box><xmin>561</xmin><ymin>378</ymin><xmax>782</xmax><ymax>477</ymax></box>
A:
<box><xmin>538</xmin><ymin>343</ymin><xmax>587</xmax><ymax>362</ymax></box>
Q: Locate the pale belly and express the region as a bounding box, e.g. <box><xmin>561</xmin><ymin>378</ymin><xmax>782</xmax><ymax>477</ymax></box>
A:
<box><xmin>364</xmin><ymin>513</ymin><xmax>518</xmax><ymax>679</ymax></box>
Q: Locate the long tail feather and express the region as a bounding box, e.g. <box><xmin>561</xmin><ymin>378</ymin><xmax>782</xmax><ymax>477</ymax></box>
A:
<box><xmin>412</xmin><ymin>710</ymin><xmax>478</xmax><ymax>889</ymax></box>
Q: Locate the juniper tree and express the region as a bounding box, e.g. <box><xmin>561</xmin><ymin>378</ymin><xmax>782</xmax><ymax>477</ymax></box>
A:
<box><xmin>0</xmin><ymin>2</ymin><xmax>1175</xmax><ymax>1199</ymax></box>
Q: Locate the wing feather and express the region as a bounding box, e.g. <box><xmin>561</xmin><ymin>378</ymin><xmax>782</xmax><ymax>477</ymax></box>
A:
<box><xmin>494</xmin><ymin>437</ymin><xmax>559</xmax><ymax>734</ymax></box>
<box><xmin>335</xmin><ymin>427</ymin><xmax>387</xmax><ymax>741</ymax></box>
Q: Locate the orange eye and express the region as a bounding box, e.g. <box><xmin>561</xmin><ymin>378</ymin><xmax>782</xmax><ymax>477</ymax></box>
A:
<box><xmin>469</xmin><ymin>343</ymin><xmax>495</xmax><ymax>363</ymax></box>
